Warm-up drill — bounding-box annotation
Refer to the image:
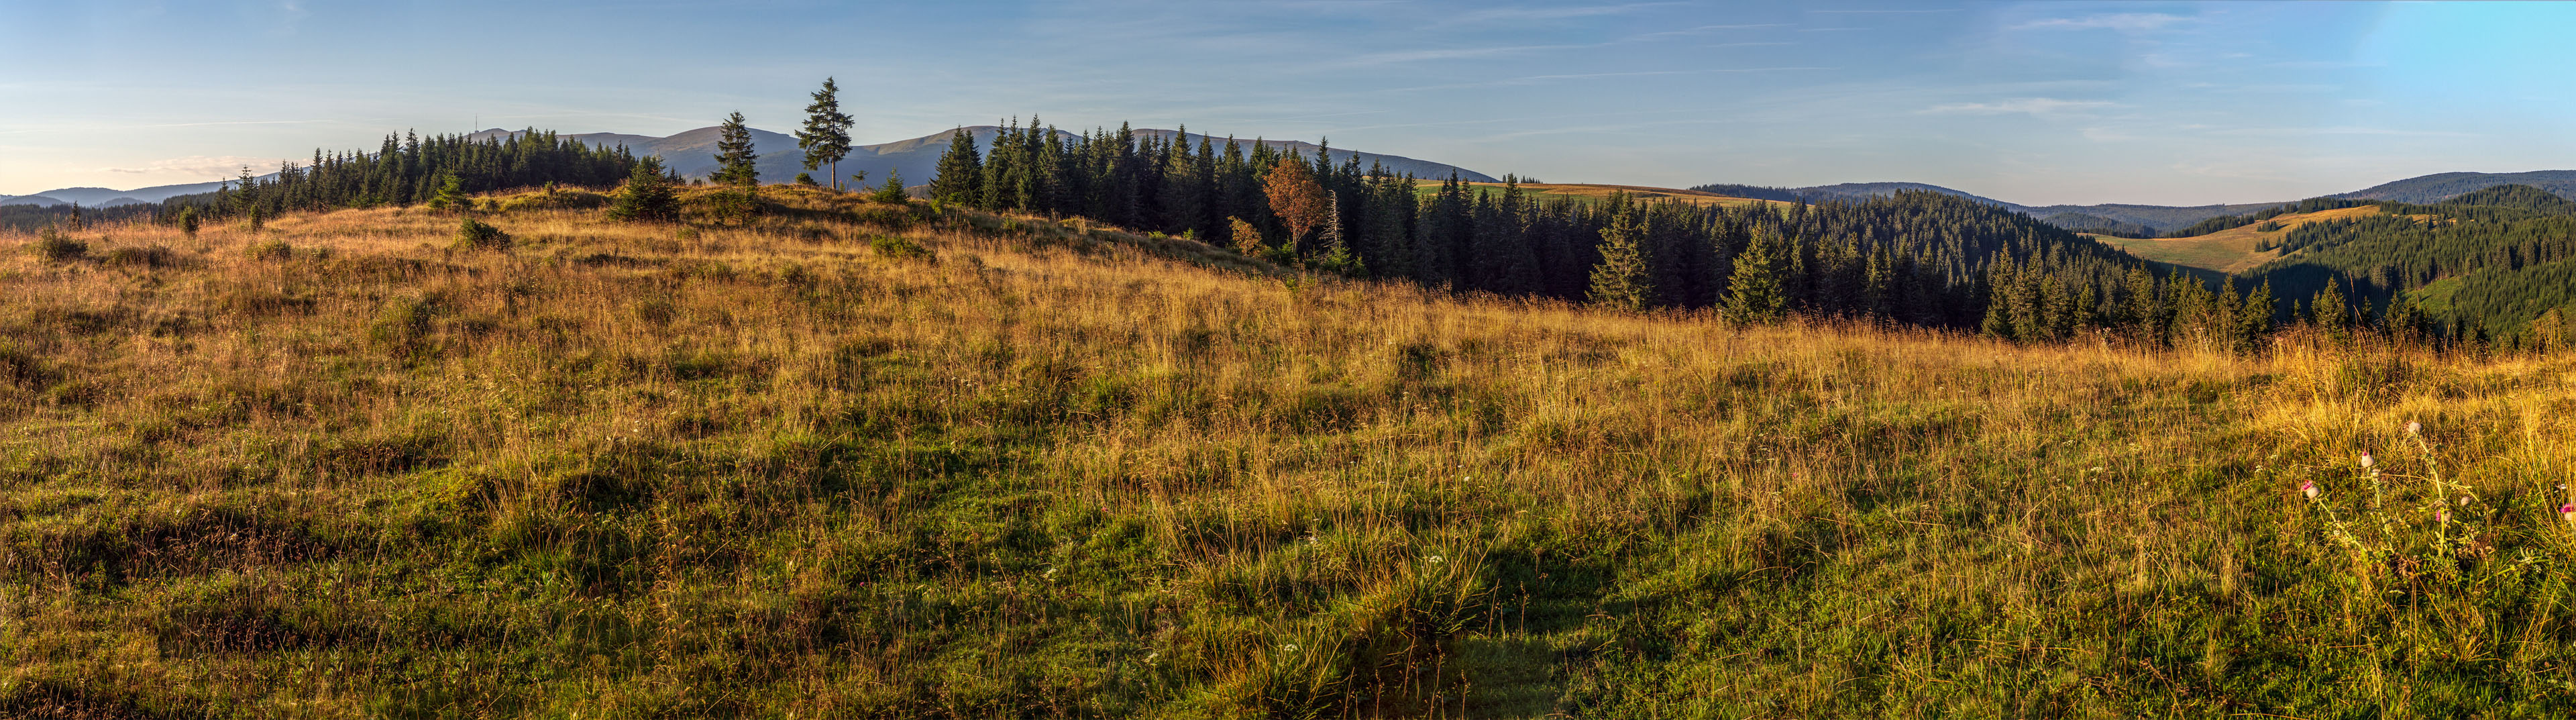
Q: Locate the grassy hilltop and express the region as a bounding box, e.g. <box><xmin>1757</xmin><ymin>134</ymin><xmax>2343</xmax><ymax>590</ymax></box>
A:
<box><xmin>5</xmin><ymin>187</ymin><xmax>2576</xmax><ymax>718</ymax></box>
<box><xmin>2090</xmin><ymin>205</ymin><xmax>2391</xmax><ymax>274</ymax></box>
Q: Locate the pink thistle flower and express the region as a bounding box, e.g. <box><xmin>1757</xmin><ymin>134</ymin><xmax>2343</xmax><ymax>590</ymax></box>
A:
<box><xmin>2561</xmin><ymin>503</ymin><xmax>2576</xmax><ymax>521</ymax></box>
<box><xmin>2436</xmin><ymin>509</ymin><xmax>2450</xmax><ymax>523</ymax></box>
<box><xmin>2359</xmin><ymin>452</ymin><xmax>2375</xmax><ymax>469</ymax></box>
<box><xmin>2300</xmin><ymin>480</ymin><xmax>2319</xmax><ymax>499</ymax></box>
<box><xmin>2406</xmin><ymin>421</ymin><xmax>2422</xmax><ymax>436</ymax></box>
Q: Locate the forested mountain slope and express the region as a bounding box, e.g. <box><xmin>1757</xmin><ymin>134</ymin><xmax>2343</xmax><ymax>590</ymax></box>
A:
<box><xmin>2240</xmin><ymin>186</ymin><xmax>2576</xmax><ymax>338</ymax></box>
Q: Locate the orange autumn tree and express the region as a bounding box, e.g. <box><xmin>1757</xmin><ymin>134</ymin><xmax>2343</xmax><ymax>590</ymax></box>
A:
<box><xmin>1263</xmin><ymin>155</ymin><xmax>1329</xmax><ymax>254</ymax></box>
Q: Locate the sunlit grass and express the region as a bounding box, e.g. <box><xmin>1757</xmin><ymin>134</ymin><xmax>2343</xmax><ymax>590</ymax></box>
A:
<box><xmin>2</xmin><ymin>185</ymin><xmax>2572</xmax><ymax>718</ymax></box>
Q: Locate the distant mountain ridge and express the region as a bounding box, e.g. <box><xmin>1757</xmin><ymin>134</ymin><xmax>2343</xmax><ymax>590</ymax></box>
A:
<box><xmin>1695</xmin><ymin>171</ymin><xmax>2576</xmax><ymax>235</ymax></box>
<box><xmin>464</xmin><ymin>125</ymin><xmax>1498</xmax><ymax>187</ymax></box>
<box><xmin>2333</xmin><ymin>170</ymin><xmax>2576</xmax><ymax>203</ymax></box>
<box><xmin>2</xmin><ymin>180</ymin><xmax>245</xmax><ymax>207</ymax></box>
<box><xmin>1693</xmin><ymin>181</ymin><xmax>2285</xmax><ymax>235</ymax></box>
<box><xmin>7</xmin><ymin>125</ymin><xmax>1492</xmax><ymax>207</ymax></box>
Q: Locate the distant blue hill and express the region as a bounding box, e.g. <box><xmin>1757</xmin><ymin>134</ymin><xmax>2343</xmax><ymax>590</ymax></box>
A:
<box><xmin>2334</xmin><ymin>170</ymin><xmax>2576</xmax><ymax>203</ymax></box>
<box><xmin>1694</xmin><ymin>170</ymin><xmax>2576</xmax><ymax>235</ymax></box>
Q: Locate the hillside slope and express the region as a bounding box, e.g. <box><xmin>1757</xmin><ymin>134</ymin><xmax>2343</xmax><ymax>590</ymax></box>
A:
<box><xmin>5</xmin><ymin>188</ymin><xmax>2576</xmax><ymax>717</ymax></box>
<box><xmin>2091</xmin><ymin>204</ymin><xmax>2390</xmax><ymax>273</ymax></box>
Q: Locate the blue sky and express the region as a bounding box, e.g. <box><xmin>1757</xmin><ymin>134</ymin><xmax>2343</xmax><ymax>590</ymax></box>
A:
<box><xmin>3</xmin><ymin>0</ymin><xmax>2569</xmax><ymax>205</ymax></box>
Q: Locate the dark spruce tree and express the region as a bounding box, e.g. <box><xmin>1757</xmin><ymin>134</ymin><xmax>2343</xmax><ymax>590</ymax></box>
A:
<box><xmin>1725</xmin><ymin>225</ymin><xmax>1788</xmax><ymax>323</ymax></box>
<box><xmin>608</xmin><ymin>156</ymin><xmax>680</xmax><ymax>222</ymax></box>
<box><xmin>871</xmin><ymin>168</ymin><xmax>909</xmax><ymax>204</ymax></box>
<box><xmin>796</xmin><ymin>78</ymin><xmax>855</xmax><ymax>191</ymax></box>
<box><xmin>1587</xmin><ymin>205</ymin><xmax>1652</xmax><ymax>312</ymax></box>
<box><xmin>929</xmin><ymin>128</ymin><xmax>983</xmax><ymax>207</ymax></box>
<box><xmin>713</xmin><ymin>111</ymin><xmax>761</xmax><ymax>221</ymax></box>
<box><xmin>713</xmin><ymin>112</ymin><xmax>760</xmax><ymax>188</ymax></box>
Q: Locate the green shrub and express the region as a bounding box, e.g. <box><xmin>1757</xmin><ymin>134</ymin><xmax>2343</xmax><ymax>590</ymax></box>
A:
<box><xmin>870</xmin><ymin>234</ymin><xmax>935</xmax><ymax>262</ymax></box>
<box><xmin>246</xmin><ymin>239</ymin><xmax>293</xmax><ymax>260</ymax></box>
<box><xmin>31</xmin><ymin>226</ymin><xmax>85</xmax><ymax>262</ymax></box>
<box><xmin>367</xmin><ymin>295</ymin><xmax>446</xmax><ymax>357</ymax></box>
<box><xmin>498</xmin><ymin>189</ymin><xmax>608</xmax><ymax>212</ymax></box>
<box><xmin>101</xmin><ymin>245</ymin><xmax>178</xmax><ymax>268</ymax></box>
<box><xmin>870</xmin><ymin>168</ymin><xmax>910</xmax><ymax>204</ymax></box>
<box><xmin>607</xmin><ymin>157</ymin><xmax>680</xmax><ymax>222</ymax></box>
<box><xmin>451</xmin><ymin>218</ymin><xmax>512</xmax><ymax>252</ymax></box>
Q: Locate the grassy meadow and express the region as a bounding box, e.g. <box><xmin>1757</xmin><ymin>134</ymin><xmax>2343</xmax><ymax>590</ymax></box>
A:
<box><xmin>5</xmin><ymin>186</ymin><xmax>2576</xmax><ymax>718</ymax></box>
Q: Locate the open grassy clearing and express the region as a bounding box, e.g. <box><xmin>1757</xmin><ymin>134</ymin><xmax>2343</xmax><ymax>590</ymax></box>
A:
<box><xmin>3</xmin><ymin>187</ymin><xmax>2576</xmax><ymax>718</ymax></box>
<box><xmin>2091</xmin><ymin>205</ymin><xmax>2389</xmax><ymax>273</ymax></box>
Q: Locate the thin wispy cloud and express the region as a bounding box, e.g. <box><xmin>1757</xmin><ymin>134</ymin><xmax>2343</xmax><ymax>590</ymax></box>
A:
<box><xmin>1627</xmin><ymin>23</ymin><xmax>1788</xmax><ymax>40</ymax></box>
<box><xmin>1444</xmin><ymin>2</ymin><xmax>1682</xmax><ymax>25</ymax></box>
<box><xmin>136</xmin><ymin>119</ymin><xmax>336</xmax><ymax>129</ymax></box>
<box><xmin>1917</xmin><ymin>98</ymin><xmax>2121</xmax><ymax>117</ymax></box>
<box><xmin>2080</xmin><ymin>126</ymin><xmax>2137</xmax><ymax>143</ymax></box>
<box><xmin>1339</xmin><ymin>44</ymin><xmax>1589</xmax><ymax>66</ymax></box>
<box><xmin>1377</xmin><ymin>66</ymin><xmax>1829</xmax><ymax>93</ymax></box>
<box><xmin>97</xmin><ymin>155</ymin><xmax>290</xmax><ymax>176</ymax></box>
<box><xmin>1810</xmin><ymin>8</ymin><xmax>1962</xmax><ymax>13</ymax></box>
<box><xmin>2010</xmin><ymin>13</ymin><xmax>2194</xmax><ymax>32</ymax></box>
<box><xmin>2208</xmin><ymin>126</ymin><xmax>2479</xmax><ymax>138</ymax></box>
<box><xmin>1220</xmin><ymin>109</ymin><xmax>1395</xmax><ymax>125</ymax></box>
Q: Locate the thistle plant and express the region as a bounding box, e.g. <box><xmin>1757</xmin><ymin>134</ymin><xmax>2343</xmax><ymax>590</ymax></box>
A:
<box><xmin>2296</xmin><ymin>420</ymin><xmax>2491</xmax><ymax>580</ymax></box>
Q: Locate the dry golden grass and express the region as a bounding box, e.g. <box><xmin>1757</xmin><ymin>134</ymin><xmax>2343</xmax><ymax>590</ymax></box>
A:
<box><xmin>2</xmin><ymin>186</ymin><xmax>2573</xmax><ymax>718</ymax></box>
<box><xmin>2091</xmin><ymin>205</ymin><xmax>2390</xmax><ymax>272</ymax></box>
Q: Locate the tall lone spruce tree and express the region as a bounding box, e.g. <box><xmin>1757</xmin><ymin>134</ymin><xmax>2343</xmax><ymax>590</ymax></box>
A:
<box><xmin>796</xmin><ymin>78</ymin><xmax>855</xmax><ymax>191</ymax></box>
<box><xmin>714</xmin><ymin>112</ymin><xmax>760</xmax><ymax>188</ymax></box>
<box><xmin>713</xmin><ymin>111</ymin><xmax>761</xmax><ymax>221</ymax></box>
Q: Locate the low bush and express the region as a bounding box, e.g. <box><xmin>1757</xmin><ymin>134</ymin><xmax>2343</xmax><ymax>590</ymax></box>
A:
<box><xmin>451</xmin><ymin>218</ymin><xmax>512</xmax><ymax>252</ymax></box>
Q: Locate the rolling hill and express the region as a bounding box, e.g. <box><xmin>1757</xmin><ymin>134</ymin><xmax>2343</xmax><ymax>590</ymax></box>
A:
<box><xmin>1695</xmin><ymin>171</ymin><xmax>2576</xmax><ymax>236</ymax></box>
<box><xmin>2088</xmin><ymin>204</ymin><xmax>2391</xmax><ymax>274</ymax></box>
<box><xmin>1694</xmin><ymin>181</ymin><xmax>2286</xmax><ymax>235</ymax></box>
<box><xmin>1</xmin><ymin>180</ymin><xmax>247</xmax><ymax>205</ymax></box>
<box><xmin>2335</xmin><ymin>170</ymin><xmax>2576</xmax><ymax>203</ymax></box>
